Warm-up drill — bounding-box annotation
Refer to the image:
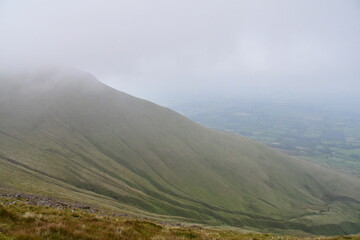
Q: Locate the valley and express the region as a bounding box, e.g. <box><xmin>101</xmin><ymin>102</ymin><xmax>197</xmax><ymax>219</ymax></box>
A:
<box><xmin>170</xmin><ymin>98</ymin><xmax>360</xmax><ymax>178</ymax></box>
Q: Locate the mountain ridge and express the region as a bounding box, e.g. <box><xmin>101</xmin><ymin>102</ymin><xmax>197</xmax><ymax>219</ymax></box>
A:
<box><xmin>0</xmin><ymin>69</ymin><xmax>359</xmax><ymax>235</ymax></box>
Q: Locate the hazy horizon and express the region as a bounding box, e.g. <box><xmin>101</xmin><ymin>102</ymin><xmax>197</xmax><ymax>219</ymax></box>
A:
<box><xmin>0</xmin><ymin>0</ymin><xmax>359</xmax><ymax>104</ymax></box>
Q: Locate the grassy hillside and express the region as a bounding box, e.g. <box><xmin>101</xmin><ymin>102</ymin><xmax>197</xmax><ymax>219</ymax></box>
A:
<box><xmin>0</xmin><ymin>69</ymin><xmax>360</xmax><ymax>235</ymax></box>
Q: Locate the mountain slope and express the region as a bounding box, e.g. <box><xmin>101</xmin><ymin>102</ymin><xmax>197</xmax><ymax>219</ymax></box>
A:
<box><xmin>0</xmin><ymin>69</ymin><xmax>359</xmax><ymax>235</ymax></box>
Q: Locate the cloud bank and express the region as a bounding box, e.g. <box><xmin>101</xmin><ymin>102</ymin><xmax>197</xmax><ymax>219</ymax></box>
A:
<box><xmin>0</xmin><ymin>0</ymin><xmax>359</xmax><ymax>101</ymax></box>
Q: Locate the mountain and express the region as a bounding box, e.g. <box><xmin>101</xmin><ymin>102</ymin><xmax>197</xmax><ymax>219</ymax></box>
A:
<box><xmin>0</xmin><ymin>69</ymin><xmax>359</xmax><ymax>235</ymax></box>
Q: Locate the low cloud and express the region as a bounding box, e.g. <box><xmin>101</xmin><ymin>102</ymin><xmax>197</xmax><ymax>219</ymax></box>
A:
<box><xmin>0</xmin><ymin>0</ymin><xmax>359</xmax><ymax>101</ymax></box>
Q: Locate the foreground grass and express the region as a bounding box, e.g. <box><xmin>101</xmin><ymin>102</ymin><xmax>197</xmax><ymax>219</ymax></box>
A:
<box><xmin>0</xmin><ymin>197</ymin><xmax>359</xmax><ymax>240</ymax></box>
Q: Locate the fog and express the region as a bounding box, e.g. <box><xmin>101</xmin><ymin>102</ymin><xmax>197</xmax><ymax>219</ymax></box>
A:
<box><xmin>0</xmin><ymin>0</ymin><xmax>359</xmax><ymax>104</ymax></box>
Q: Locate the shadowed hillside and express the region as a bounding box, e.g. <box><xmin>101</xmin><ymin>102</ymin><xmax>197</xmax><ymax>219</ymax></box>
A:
<box><xmin>0</xmin><ymin>69</ymin><xmax>359</xmax><ymax>235</ymax></box>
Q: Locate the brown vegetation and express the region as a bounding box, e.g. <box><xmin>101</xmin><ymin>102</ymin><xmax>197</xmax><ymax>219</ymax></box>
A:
<box><xmin>0</xmin><ymin>196</ymin><xmax>359</xmax><ymax>240</ymax></box>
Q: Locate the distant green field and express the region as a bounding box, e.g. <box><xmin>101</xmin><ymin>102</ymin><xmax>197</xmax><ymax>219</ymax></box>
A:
<box><xmin>171</xmin><ymin>98</ymin><xmax>360</xmax><ymax>178</ymax></box>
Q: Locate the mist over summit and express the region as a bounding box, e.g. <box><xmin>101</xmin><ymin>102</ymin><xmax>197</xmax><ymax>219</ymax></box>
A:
<box><xmin>1</xmin><ymin>0</ymin><xmax>359</xmax><ymax>101</ymax></box>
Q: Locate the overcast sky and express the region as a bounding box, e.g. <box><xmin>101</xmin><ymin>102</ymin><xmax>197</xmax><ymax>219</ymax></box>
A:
<box><xmin>0</xmin><ymin>0</ymin><xmax>359</xmax><ymax>103</ymax></box>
